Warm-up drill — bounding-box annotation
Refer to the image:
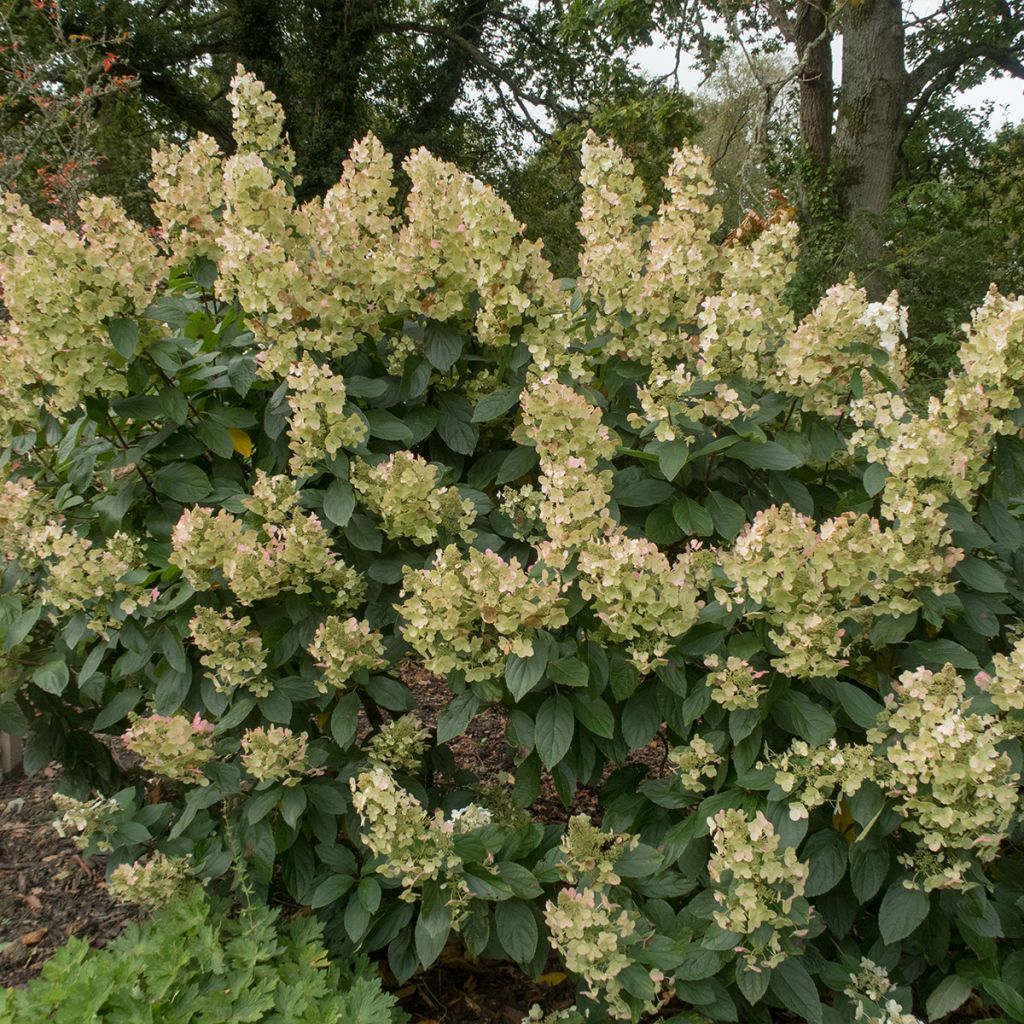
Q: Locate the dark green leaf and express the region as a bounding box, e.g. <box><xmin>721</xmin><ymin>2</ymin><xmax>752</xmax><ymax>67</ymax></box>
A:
<box><xmin>472</xmin><ymin>386</ymin><xmax>522</xmax><ymax>423</ymax></box>
<box><xmin>879</xmin><ymin>882</ymin><xmax>930</xmax><ymax>943</ymax></box>
<box><xmin>770</xmin><ymin>957</ymin><xmax>822</xmax><ymax>1024</ymax></box>
<box><xmin>33</xmin><ymin>659</ymin><xmax>69</xmax><ymax>696</ymax></box>
<box><xmin>324</xmin><ymin>478</ymin><xmax>355</xmax><ymax>527</ymax></box>
<box><xmin>506</xmin><ymin>646</ymin><xmax>548</xmax><ymax>702</ymax></box>
<box><xmin>534</xmin><ymin>694</ymin><xmax>574</xmax><ymax>768</ymax></box>
<box><xmin>706</xmin><ymin>490</ymin><xmax>747</xmax><ymax>540</ymax></box>
<box><xmin>495</xmin><ymin>899</ymin><xmax>539</xmax><ymax>964</ymax></box>
<box><xmin>730</xmin><ymin>440</ymin><xmax>802</xmax><ymax>470</ymax></box>
<box><xmin>93</xmin><ymin>688</ymin><xmax>142</xmax><ymax>730</ymax></box>
<box><xmin>108</xmin><ymin>318</ymin><xmax>139</xmax><ymax>359</ymax></box>
<box><xmin>424</xmin><ymin>321</ymin><xmax>463</xmax><ymax>372</ymax></box>
<box><xmin>437</xmin><ymin>691</ymin><xmax>480</xmax><ymax>745</ymax></box>
<box><xmin>153</xmin><ymin>463</ymin><xmax>212</xmax><ymax>503</ymax></box>
<box><xmin>364</xmin><ymin>409</ymin><xmax>413</xmax><ymax>443</ymax></box>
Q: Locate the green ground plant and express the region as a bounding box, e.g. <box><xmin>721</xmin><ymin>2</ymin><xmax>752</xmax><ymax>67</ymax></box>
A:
<box><xmin>1</xmin><ymin>68</ymin><xmax>1023</xmax><ymax>1023</ymax></box>
<box><xmin>0</xmin><ymin>883</ymin><xmax>402</xmax><ymax>1023</ymax></box>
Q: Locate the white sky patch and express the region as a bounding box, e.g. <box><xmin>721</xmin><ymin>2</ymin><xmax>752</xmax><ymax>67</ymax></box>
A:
<box><xmin>632</xmin><ymin>15</ymin><xmax>1024</xmax><ymax>131</ymax></box>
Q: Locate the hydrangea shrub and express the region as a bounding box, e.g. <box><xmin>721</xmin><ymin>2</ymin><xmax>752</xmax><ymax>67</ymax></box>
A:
<box><xmin>2</xmin><ymin>67</ymin><xmax>1024</xmax><ymax>1023</ymax></box>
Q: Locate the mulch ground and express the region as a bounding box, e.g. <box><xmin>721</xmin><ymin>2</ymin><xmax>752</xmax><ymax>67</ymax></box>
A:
<box><xmin>0</xmin><ymin>666</ymin><xmax>665</xmax><ymax>1021</ymax></box>
<box><xmin>0</xmin><ymin>766</ymin><xmax>139</xmax><ymax>988</ymax></box>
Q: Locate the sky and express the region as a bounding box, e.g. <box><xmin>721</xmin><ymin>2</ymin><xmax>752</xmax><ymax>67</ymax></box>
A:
<box><xmin>633</xmin><ymin>24</ymin><xmax>1024</xmax><ymax>131</ymax></box>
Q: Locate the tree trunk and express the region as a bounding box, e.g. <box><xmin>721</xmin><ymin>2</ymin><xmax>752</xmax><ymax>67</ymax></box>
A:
<box><xmin>794</xmin><ymin>0</ymin><xmax>834</xmax><ymax>172</ymax></box>
<box><xmin>833</xmin><ymin>0</ymin><xmax>906</xmax><ymax>294</ymax></box>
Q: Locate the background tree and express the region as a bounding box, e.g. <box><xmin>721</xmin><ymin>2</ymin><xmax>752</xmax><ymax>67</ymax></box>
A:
<box><xmin>572</xmin><ymin>0</ymin><xmax>1024</xmax><ymax>291</ymax></box>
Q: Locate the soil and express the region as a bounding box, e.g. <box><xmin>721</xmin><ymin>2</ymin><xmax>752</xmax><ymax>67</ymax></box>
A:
<box><xmin>0</xmin><ymin>767</ymin><xmax>139</xmax><ymax>988</ymax></box>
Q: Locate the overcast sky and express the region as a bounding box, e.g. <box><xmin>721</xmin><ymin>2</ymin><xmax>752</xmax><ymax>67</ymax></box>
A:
<box><xmin>633</xmin><ymin>31</ymin><xmax>1024</xmax><ymax>131</ymax></box>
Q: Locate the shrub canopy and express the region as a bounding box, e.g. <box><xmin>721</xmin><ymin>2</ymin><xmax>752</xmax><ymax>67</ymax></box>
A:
<box><xmin>2</xmin><ymin>67</ymin><xmax>1024</xmax><ymax>1024</ymax></box>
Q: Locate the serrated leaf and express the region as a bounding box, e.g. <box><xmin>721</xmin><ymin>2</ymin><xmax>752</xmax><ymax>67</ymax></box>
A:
<box><xmin>424</xmin><ymin>321</ymin><xmax>463</xmax><ymax>371</ymax></box>
<box><xmin>32</xmin><ymin>659</ymin><xmax>69</xmax><ymax>695</ymax></box>
<box><xmin>153</xmin><ymin>463</ymin><xmax>212</xmax><ymax>503</ymax></box>
<box><xmin>730</xmin><ymin>440</ymin><xmax>803</xmax><ymax>470</ymax></box>
<box><xmin>324</xmin><ymin>478</ymin><xmax>355</xmax><ymax>527</ymax></box>
<box><xmin>506</xmin><ymin>646</ymin><xmax>548</xmax><ymax>702</ymax></box>
<box><xmin>495</xmin><ymin>899</ymin><xmax>538</xmax><ymax>964</ymax></box>
<box><xmin>534</xmin><ymin>694</ymin><xmax>574</xmax><ymax>768</ymax></box>
<box><xmin>437</xmin><ymin>690</ymin><xmax>480</xmax><ymax>745</ymax></box>
<box><xmin>472</xmin><ymin>386</ymin><xmax>522</xmax><ymax>422</ymax></box>
<box><xmin>926</xmin><ymin>976</ymin><xmax>973</xmax><ymax>1021</ymax></box>
<box><xmin>108</xmin><ymin>318</ymin><xmax>139</xmax><ymax>359</ymax></box>
<box><xmin>879</xmin><ymin>882</ymin><xmax>930</xmax><ymax>943</ymax></box>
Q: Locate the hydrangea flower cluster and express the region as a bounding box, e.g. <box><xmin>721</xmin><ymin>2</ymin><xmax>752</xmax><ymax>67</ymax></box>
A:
<box><xmin>718</xmin><ymin>505</ymin><xmax>955</xmax><ymax>677</ymax></box>
<box><xmin>349</xmin><ymin>768</ymin><xmax>463</xmax><ymax>900</ymax></box>
<box><xmin>869</xmin><ymin>664</ymin><xmax>1020</xmax><ymax>889</ymax></box>
<box><xmin>577</xmin><ymin>532</ymin><xmax>707</xmax><ymax>673</ymax></box>
<box><xmin>545</xmin><ymin>887</ymin><xmax>657</xmax><ymax>1020</ymax></box>
<box><xmin>395</xmin><ymin>148</ymin><xmax>561</xmax><ymax>353</ymax></box>
<box><xmin>0</xmin><ymin>477</ymin><xmax>48</xmax><ymax>573</ymax></box>
<box><xmin>123</xmin><ymin>712</ymin><xmax>215</xmax><ymax>786</ymax></box>
<box><xmin>669</xmin><ymin>735</ymin><xmax>723</xmax><ymax>793</ymax></box>
<box><xmin>366</xmin><ymin>715</ymin><xmax>431</xmax><ymax>774</ymax></box>
<box><xmin>703</xmin><ymin>655</ymin><xmax>768</xmax><ymax>710</ymax></box>
<box><xmin>351</xmin><ymin>451</ymin><xmax>475</xmax><ymax>544</ymax></box>
<box><xmin>449</xmin><ymin>803</ymin><xmax>494</xmax><ymax>832</ymax></box>
<box><xmin>706</xmin><ymin>809</ymin><xmax>809</xmax><ymax>969</ymax></box>
<box><xmin>189</xmin><ymin>605</ymin><xmax>269</xmax><ymax>697</ymax></box>
<box><xmin>108</xmin><ymin>852</ymin><xmax>192</xmax><ymax>909</ymax></box>
<box><xmin>0</xmin><ymin>192</ymin><xmax>164</xmax><ymax>441</ymax></box>
<box><xmin>240</xmin><ymin>726</ymin><xmax>314</xmax><ymax>786</ymax></box>
<box><xmin>844</xmin><ymin>958</ymin><xmax>923</xmax><ymax>1024</ymax></box>
<box><xmin>285</xmin><ymin>355</ymin><xmax>368</xmax><ymax>477</ymax></box>
<box><xmin>30</xmin><ymin>525</ymin><xmax>151</xmax><ymax>638</ymax></box>
<box><xmin>558</xmin><ymin>815</ymin><xmax>639</xmax><ymax>887</ymax></box>
<box><xmin>774</xmin><ymin>281</ymin><xmax>908</xmax><ymax>418</ymax></box>
<box><xmin>977</xmin><ymin>636</ymin><xmax>1024</xmax><ymax>712</ymax></box>
<box><xmin>308</xmin><ymin>615</ymin><xmax>386</xmax><ymax>693</ymax></box>
<box><xmin>517</xmin><ymin>376</ymin><xmax>618</xmax><ymax>552</ymax></box>
<box><xmin>399</xmin><ymin>545</ymin><xmax>567</xmax><ymax>683</ymax></box>
<box><xmin>150</xmin><ymin>133</ymin><xmax>225</xmax><ymax>265</ymax></box>
<box><xmin>52</xmin><ymin>793</ymin><xmax>121</xmax><ymax>853</ymax></box>
<box><xmin>766</xmin><ymin>739</ymin><xmax>878</xmax><ymax>820</ymax></box>
<box><xmin>850</xmin><ymin>290</ymin><xmax>1024</xmax><ymax>509</ymax></box>
<box><xmin>169</xmin><ymin>503</ymin><xmax>363</xmax><ymax>606</ymax></box>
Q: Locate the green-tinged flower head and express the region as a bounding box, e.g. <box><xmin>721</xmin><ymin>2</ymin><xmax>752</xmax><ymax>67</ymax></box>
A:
<box><xmin>240</xmin><ymin>726</ymin><xmax>315</xmax><ymax>786</ymax></box>
<box><xmin>109</xmin><ymin>852</ymin><xmax>192</xmax><ymax>909</ymax></box>
<box><xmin>349</xmin><ymin>768</ymin><xmax>463</xmax><ymax>900</ymax></box>
<box><xmin>29</xmin><ymin>524</ymin><xmax>151</xmax><ymax>639</ymax></box>
<box><xmin>286</xmin><ymin>354</ymin><xmax>367</xmax><ymax>477</ymax></box>
<box><xmin>308</xmin><ymin>615</ymin><xmax>386</xmax><ymax>693</ymax></box>
<box><xmin>669</xmin><ymin>735</ymin><xmax>723</xmax><ymax>793</ymax></box>
<box><xmin>123</xmin><ymin>712</ymin><xmax>215</xmax><ymax>786</ymax></box>
<box><xmin>577</xmin><ymin>530</ymin><xmax>705</xmax><ymax>673</ymax></box>
<box><xmin>870</xmin><ymin>663</ymin><xmax>1020</xmax><ymax>889</ymax></box>
<box><xmin>844</xmin><ymin>958</ymin><xmax>923</xmax><ymax>1024</ymax></box>
<box><xmin>351</xmin><ymin>450</ymin><xmax>475</xmax><ymax>545</ymax></box>
<box><xmin>704</xmin><ymin>654</ymin><xmax>768</xmax><ymax>711</ymax></box>
<box><xmin>170</xmin><ymin>503</ymin><xmax>365</xmax><ymax>606</ymax></box>
<box><xmin>707</xmin><ymin>808</ymin><xmax>809</xmax><ymax>969</ymax></box>
<box><xmin>765</xmin><ymin>739</ymin><xmax>878</xmax><ymax>820</ymax></box>
<box><xmin>559</xmin><ymin>814</ymin><xmax>638</xmax><ymax>887</ymax></box>
<box><xmin>189</xmin><ymin>605</ymin><xmax>269</xmax><ymax>697</ymax></box>
<box><xmin>399</xmin><ymin>544</ymin><xmax>567</xmax><ymax>683</ymax></box>
<box><xmin>545</xmin><ymin>886</ymin><xmax>661</xmax><ymax>1020</ymax></box>
<box><xmin>366</xmin><ymin>714</ymin><xmax>431</xmax><ymax>774</ymax></box>
<box><xmin>52</xmin><ymin>793</ymin><xmax>120</xmax><ymax>853</ymax></box>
